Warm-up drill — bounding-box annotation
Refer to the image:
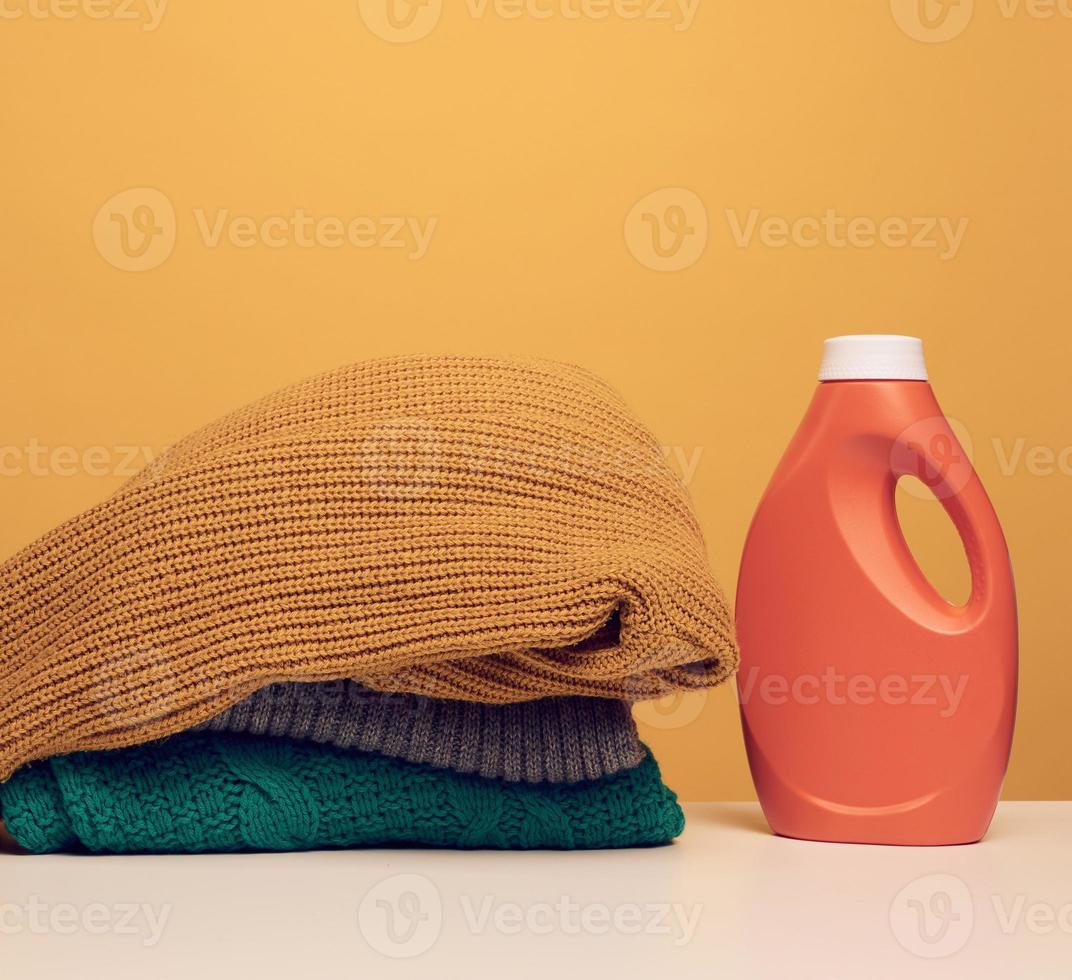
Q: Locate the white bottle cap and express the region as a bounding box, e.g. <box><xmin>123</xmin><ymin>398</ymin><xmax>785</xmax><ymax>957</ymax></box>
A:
<box><xmin>818</xmin><ymin>334</ymin><xmax>928</xmax><ymax>382</ymax></box>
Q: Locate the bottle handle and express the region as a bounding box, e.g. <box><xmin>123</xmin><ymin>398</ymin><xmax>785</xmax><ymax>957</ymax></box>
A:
<box><xmin>889</xmin><ymin>415</ymin><xmax>1000</xmax><ymax>617</ymax></box>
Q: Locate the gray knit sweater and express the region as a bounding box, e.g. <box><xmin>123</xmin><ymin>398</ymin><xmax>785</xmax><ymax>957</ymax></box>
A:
<box><xmin>196</xmin><ymin>681</ymin><xmax>644</xmax><ymax>784</ymax></box>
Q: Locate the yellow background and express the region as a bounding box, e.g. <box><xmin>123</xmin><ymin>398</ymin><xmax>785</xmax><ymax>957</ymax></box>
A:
<box><xmin>1</xmin><ymin>1</ymin><xmax>1069</xmax><ymax>800</ymax></box>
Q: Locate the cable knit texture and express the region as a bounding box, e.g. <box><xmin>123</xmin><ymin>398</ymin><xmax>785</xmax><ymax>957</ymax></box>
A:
<box><xmin>0</xmin><ymin>355</ymin><xmax>737</xmax><ymax>782</ymax></box>
<box><xmin>196</xmin><ymin>681</ymin><xmax>644</xmax><ymax>784</ymax></box>
<box><xmin>0</xmin><ymin>733</ymin><xmax>685</xmax><ymax>854</ymax></box>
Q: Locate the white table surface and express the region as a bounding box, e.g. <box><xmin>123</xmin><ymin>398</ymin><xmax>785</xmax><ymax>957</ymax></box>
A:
<box><xmin>2</xmin><ymin>802</ymin><xmax>1069</xmax><ymax>979</ymax></box>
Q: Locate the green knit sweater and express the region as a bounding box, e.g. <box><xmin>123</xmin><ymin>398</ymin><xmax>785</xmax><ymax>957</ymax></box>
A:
<box><xmin>0</xmin><ymin>734</ymin><xmax>684</xmax><ymax>854</ymax></box>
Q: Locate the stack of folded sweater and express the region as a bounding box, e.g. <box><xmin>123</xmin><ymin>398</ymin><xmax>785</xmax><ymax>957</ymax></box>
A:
<box><xmin>0</xmin><ymin>356</ymin><xmax>737</xmax><ymax>854</ymax></box>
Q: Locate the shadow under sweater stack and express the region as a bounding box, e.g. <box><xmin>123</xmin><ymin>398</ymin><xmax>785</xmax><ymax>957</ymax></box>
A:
<box><xmin>0</xmin><ymin>356</ymin><xmax>738</xmax><ymax>854</ymax></box>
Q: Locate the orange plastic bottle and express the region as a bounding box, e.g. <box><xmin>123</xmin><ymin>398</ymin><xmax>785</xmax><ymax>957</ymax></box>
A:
<box><xmin>736</xmin><ymin>335</ymin><xmax>1017</xmax><ymax>845</ymax></box>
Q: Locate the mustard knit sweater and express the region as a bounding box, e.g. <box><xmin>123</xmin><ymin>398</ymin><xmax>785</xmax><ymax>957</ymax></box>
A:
<box><xmin>0</xmin><ymin>356</ymin><xmax>737</xmax><ymax>782</ymax></box>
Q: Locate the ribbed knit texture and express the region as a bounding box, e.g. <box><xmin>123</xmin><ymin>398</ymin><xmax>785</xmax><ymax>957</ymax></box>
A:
<box><xmin>0</xmin><ymin>733</ymin><xmax>685</xmax><ymax>854</ymax></box>
<box><xmin>196</xmin><ymin>681</ymin><xmax>644</xmax><ymax>784</ymax></box>
<box><xmin>0</xmin><ymin>355</ymin><xmax>737</xmax><ymax>782</ymax></box>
